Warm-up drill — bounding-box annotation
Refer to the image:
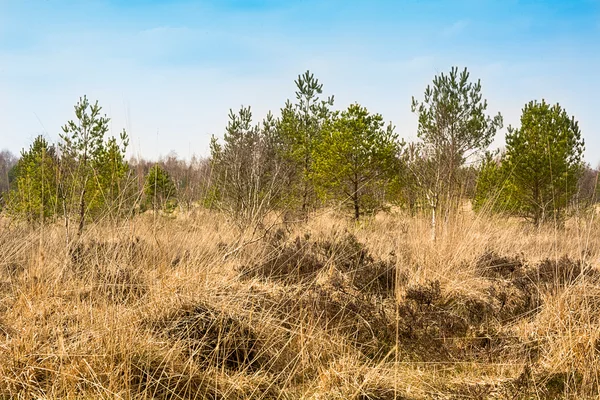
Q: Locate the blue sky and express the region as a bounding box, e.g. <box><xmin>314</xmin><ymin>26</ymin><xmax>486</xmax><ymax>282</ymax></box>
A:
<box><xmin>0</xmin><ymin>0</ymin><xmax>599</xmax><ymax>164</ymax></box>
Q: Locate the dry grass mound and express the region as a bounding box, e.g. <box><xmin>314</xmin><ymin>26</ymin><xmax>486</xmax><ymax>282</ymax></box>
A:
<box><xmin>148</xmin><ymin>301</ymin><xmax>263</xmax><ymax>371</ymax></box>
<box><xmin>476</xmin><ymin>250</ymin><xmax>524</xmax><ymax>279</ymax></box>
<box><xmin>128</xmin><ymin>351</ymin><xmax>286</xmax><ymax>400</ymax></box>
<box><xmin>1</xmin><ymin>212</ymin><xmax>600</xmax><ymax>398</ymax></box>
<box><xmin>240</xmin><ymin>230</ymin><xmax>399</xmax><ymax>296</ymax></box>
<box><xmin>448</xmin><ymin>366</ymin><xmax>587</xmax><ymax>399</ymax></box>
<box><xmin>239</xmin><ymin>232</ymin><xmax>325</xmax><ymax>283</ymax></box>
<box><xmin>67</xmin><ymin>238</ymin><xmax>151</xmax><ymax>304</ymax></box>
<box><xmin>529</xmin><ymin>255</ymin><xmax>598</xmax><ymax>288</ymax></box>
<box><xmin>69</xmin><ymin>237</ymin><xmax>151</xmax><ymax>270</ymax></box>
<box><xmin>312</xmin><ymin>357</ymin><xmax>417</xmax><ymax>400</ymax></box>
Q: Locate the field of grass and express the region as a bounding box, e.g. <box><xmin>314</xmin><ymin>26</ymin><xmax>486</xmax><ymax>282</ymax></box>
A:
<box><xmin>0</xmin><ymin>209</ymin><xmax>599</xmax><ymax>399</ymax></box>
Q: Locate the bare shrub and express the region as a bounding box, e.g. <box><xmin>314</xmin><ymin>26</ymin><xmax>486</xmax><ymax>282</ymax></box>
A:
<box><xmin>476</xmin><ymin>250</ymin><xmax>524</xmax><ymax>279</ymax></box>
<box><xmin>398</xmin><ymin>280</ymin><xmax>469</xmax><ymax>360</ymax></box>
<box><xmin>239</xmin><ymin>233</ymin><xmax>325</xmax><ymax>283</ymax></box>
<box><xmin>295</xmin><ymin>284</ymin><xmax>396</xmax><ymax>358</ymax></box>
<box><xmin>528</xmin><ymin>255</ymin><xmax>597</xmax><ymax>288</ymax></box>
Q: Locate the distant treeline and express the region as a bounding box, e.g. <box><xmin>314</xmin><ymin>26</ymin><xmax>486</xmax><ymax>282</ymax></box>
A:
<box><xmin>1</xmin><ymin>67</ymin><xmax>598</xmax><ymax>241</ymax></box>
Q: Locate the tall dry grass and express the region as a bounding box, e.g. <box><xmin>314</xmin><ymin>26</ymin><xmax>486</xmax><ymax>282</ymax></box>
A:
<box><xmin>0</xmin><ymin>207</ymin><xmax>599</xmax><ymax>399</ymax></box>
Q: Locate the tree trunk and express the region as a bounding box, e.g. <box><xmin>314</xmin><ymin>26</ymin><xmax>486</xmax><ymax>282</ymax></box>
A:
<box><xmin>63</xmin><ymin>200</ymin><xmax>70</xmax><ymax>246</ymax></box>
<box><xmin>77</xmin><ymin>146</ymin><xmax>89</xmax><ymax>240</ymax></box>
<box><xmin>427</xmin><ymin>191</ymin><xmax>438</xmax><ymax>242</ymax></box>
<box><xmin>431</xmin><ymin>204</ymin><xmax>437</xmax><ymax>242</ymax></box>
<box><xmin>353</xmin><ymin>176</ymin><xmax>360</xmax><ymax>221</ymax></box>
<box><xmin>302</xmin><ymin>184</ymin><xmax>308</xmax><ymax>214</ymax></box>
<box><xmin>533</xmin><ymin>182</ymin><xmax>540</xmax><ymax>227</ymax></box>
<box><xmin>76</xmin><ymin>187</ymin><xmax>86</xmax><ymax>239</ymax></box>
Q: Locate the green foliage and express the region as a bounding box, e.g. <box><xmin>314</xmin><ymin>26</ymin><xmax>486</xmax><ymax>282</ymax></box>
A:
<box><xmin>144</xmin><ymin>164</ymin><xmax>177</xmax><ymax>212</ymax></box>
<box><xmin>312</xmin><ymin>103</ymin><xmax>400</xmax><ymax>220</ymax></box>
<box><xmin>472</xmin><ymin>152</ymin><xmax>518</xmax><ymax>214</ymax></box>
<box><xmin>395</xmin><ymin>143</ymin><xmax>425</xmax><ymax>214</ymax></box>
<box><xmin>7</xmin><ymin>136</ymin><xmax>58</xmax><ymax>223</ymax></box>
<box><xmin>93</xmin><ymin>131</ymin><xmax>132</xmax><ymax>215</ymax></box>
<box><xmin>59</xmin><ymin>96</ymin><xmax>130</xmax><ymax>236</ymax></box>
<box><xmin>411</xmin><ymin>67</ymin><xmax>503</xmax><ymax>213</ymax></box>
<box><xmin>502</xmin><ymin>100</ymin><xmax>585</xmax><ymax>225</ymax></box>
<box><xmin>3</xmin><ymin>70</ymin><xmax>593</xmax><ymax>234</ymax></box>
<box><xmin>412</xmin><ymin>67</ymin><xmax>503</xmax><ymax>160</ymax></box>
<box><xmin>278</xmin><ymin>70</ymin><xmax>334</xmax><ymax>213</ymax></box>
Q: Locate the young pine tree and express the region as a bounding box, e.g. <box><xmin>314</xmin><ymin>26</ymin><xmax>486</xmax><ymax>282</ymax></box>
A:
<box><xmin>210</xmin><ymin>107</ymin><xmax>288</xmax><ymax>229</ymax></box>
<box><xmin>503</xmin><ymin>100</ymin><xmax>585</xmax><ymax>225</ymax></box>
<box><xmin>411</xmin><ymin>67</ymin><xmax>503</xmax><ymax>238</ymax></box>
<box><xmin>93</xmin><ymin>132</ymin><xmax>132</xmax><ymax>218</ymax></box>
<box><xmin>59</xmin><ymin>96</ymin><xmax>129</xmax><ymax>238</ymax></box>
<box><xmin>144</xmin><ymin>164</ymin><xmax>177</xmax><ymax>212</ymax></box>
<box><xmin>472</xmin><ymin>151</ymin><xmax>518</xmax><ymax>214</ymax></box>
<box><xmin>312</xmin><ymin>103</ymin><xmax>400</xmax><ymax>220</ymax></box>
<box><xmin>8</xmin><ymin>136</ymin><xmax>58</xmax><ymax>223</ymax></box>
<box><xmin>278</xmin><ymin>71</ymin><xmax>334</xmax><ymax>214</ymax></box>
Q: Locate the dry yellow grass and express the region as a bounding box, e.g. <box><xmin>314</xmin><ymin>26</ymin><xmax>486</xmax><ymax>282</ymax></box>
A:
<box><xmin>0</xmin><ymin>208</ymin><xmax>599</xmax><ymax>399</ymax></box>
